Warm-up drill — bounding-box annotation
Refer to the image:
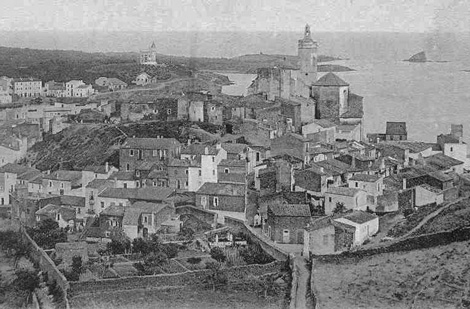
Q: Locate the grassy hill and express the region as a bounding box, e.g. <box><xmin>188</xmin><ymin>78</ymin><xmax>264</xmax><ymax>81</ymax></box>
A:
<box><xmin>0</xmin><ymin>46</ymin><xmax>352</xmax><ymax>85</ymax></box>
<box><xmin>26</xmin><ymin>121</ymin><xmax>222</xmax><ymax>171</ymax></box>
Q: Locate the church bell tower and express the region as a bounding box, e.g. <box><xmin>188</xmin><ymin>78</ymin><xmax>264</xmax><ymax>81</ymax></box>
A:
<box><xmin>298</xmin><ymin>24</ymin><xmax>318</xmax><ymax>86</ymax></box>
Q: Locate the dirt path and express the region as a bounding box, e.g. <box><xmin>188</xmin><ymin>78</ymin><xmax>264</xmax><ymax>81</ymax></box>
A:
<box><xmin>291</xmin><ymin>257</ymin><xmax>311</xmax><ymax>309</ymax></box>
<box><xmin>400</xmin><ymin>197</ymin><xmax>467</xmax><ymax>239</ymax></box>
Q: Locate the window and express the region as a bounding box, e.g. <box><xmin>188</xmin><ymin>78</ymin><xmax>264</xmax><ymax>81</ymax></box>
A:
<box><xmin>136</xmin><ymin>182</ymin><xmax>141</xmax><ymax>188</ymax></box>
<box><xmin>450</xmin><ymin>147</ymin><xmax>453</xmax><ymax>152</ymax></box>
<box><xmin>329</xmin><ymin>197</ymin><xmax>332</xmax><ymax>203</ymax></box>
<box><xmin>77</xmin><ymin>208</ymin><xmax>81</xmax><ymax>214</ymax></box>
<box><xmin>212</xmin><ymin>157</ymin><xmax>215</xmax><ymax>162</ymax></box>
<box><xmin>144</xmin><ymin>216</ymin><xmax>148</xmax><ymax>223</ymax></box>
<box><xmin>322</xmin><ymin>235</ymin><xmax>329</xmax><ymax>245</ymax></box>
<box><xmin>256</xmin><ymin>152</ymin><xmax>260</xmax><ymax>162</ymax></box>
<box><xmin>130</xmin><ymin>149</ymin><xmax>134</xmax><ymax>156</ymax></box>
<box><xmin>167</xmin><ymin>109</ymin><xmax>172</xmax><ymax>114</ymax></box>
<box><xmin>198</xmin><ymin>170</ymin><xmax>202</xmax><ymax>176</ymax></box>
<box><xmin>212</xmin><ymin>170</ymin><xmax>215</xmax><ymax>175</ymax></box>
<box><xmin>124</xmin><ymin>183</ymin><xmax>128</xmax><ymax>189</ymax></box>
<box><xmin>61</xmin><ymin>182</ymin><xmax>64</xmax><ymax>189</ymax></box>
<box><xmin>153</xmin><ymin>150</ymin><xmax>158</xmax><ymax>157</ymax></box>
<box><xmin>355</xmin><ymin>182</ymin><xmax>358</xmax><ymax>187</ymax></box>
<box><xmin>153</xmin><ymin>181</ymin><xmax>157</xmax><ymax>186</ymax></box>
<box><xmin>49</xmin><ymin>181</ymin><xmax>53</xmax><ymax>187</ymax></box>
<box><xmin>224</xmin><ymin>168</ymin><xmax>229</xmax><ymax>174</ymax></box>
<box><xmin>213</xmin><ymin>197</ymin><xmax>219</xmax><ymax>207</ymax></box>
<box><xmin>211</xmin><ymin>106</ymin><xmax>215</xmax><ymax>111</ymax></box>
<box><xmin>185</xmin><ymin>181</ymin><xmax>188</xmax><ymax>187</ymax></box>
<box><xmin>185</xmin><ymin>169</ymin><xmax>188</xmax><ymax>175</ymax></box>
<box><xmin>201</xmin><ymin>196</ymin><xmax>207</xmax><ymax>206</ymax></box>
<box><xmin>101</xmin><ymin>202</ymin><xmax>105</xmax><ymax>208</ymax></box>
<box><xmin>126</xmin><ymin>164</ymin><xmax>130</xmax><ymax>171</ymax></box>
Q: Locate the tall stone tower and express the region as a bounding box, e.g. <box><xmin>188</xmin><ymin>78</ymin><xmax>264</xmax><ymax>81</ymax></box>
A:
<box><xmin>298</xmin><ymin>24</ymin><xmax>318</xmax><ymax>87</ymax></box>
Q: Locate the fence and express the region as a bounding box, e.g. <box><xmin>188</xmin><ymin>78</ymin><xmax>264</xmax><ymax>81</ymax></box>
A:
<box><xmin>20</xmin><ymin>226</ymin><xmax>70</xmax><ymax>309</ymax></box>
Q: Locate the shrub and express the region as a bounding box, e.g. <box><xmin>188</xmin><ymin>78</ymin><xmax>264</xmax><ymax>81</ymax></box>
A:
<box><xmin>210</xmin><ymin>247</ymin><xmax>226</xmax><ymax>263</ymax></box>
<box><xmin>187</xmin><ymin>257</ymin><xmax>202</xmax><ymax>264</ymax></box>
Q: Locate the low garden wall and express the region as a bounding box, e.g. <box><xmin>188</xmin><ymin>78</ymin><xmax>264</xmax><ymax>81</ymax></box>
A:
<box><xmin>68</xmin><ymin>261</ymin><xmax>284</xmax><ymax>297</ymax></box>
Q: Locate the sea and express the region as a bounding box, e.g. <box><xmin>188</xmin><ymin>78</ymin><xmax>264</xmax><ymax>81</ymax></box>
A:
<box><xmin>2</xmin><ymin>30</ymin><xmax>470</xmax><ymax>143</ymax></box>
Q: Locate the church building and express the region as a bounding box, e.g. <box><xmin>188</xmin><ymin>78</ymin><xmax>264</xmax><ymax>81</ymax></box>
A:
<box><xmin>247</xmin><ymin>24</ymin><xmax>364</xmax><ymax>141</ymax></box>
<box><xmin>140</xmin><ymin>42</ymin><xmax>159</xmax><ymax>65</ymax></box>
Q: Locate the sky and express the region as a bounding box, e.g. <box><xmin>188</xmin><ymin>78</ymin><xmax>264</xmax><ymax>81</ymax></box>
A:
<box><xmin>0</xmin><ymin>0</ymin><xmax>469</xmax><ymax>33</ymax></box>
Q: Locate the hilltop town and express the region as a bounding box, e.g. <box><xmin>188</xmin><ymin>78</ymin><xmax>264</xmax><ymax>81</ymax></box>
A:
<box><xmin>1</xmin><ymin>25</ymin><xmax>470</xmax><ymax>309</ymax></box>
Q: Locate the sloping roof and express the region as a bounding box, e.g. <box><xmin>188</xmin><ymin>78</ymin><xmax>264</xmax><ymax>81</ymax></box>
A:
<box><xmin>219</xmin><ymin>159</ymin><xmax>246</xmax><ymax>167</ymax></box>
<box><xmin>307</xmin><ymin>216</ymin><xmax>334</xmax><ymax>231</ymax></box>
<box><xmin>43</xmin><ymin>170</ymin><xmax>82</xmax><ymax>184</ymax></box>
<box><xmin>438</xmin><ymin>133</ymin><xmax>461</xmax><ymax>145</ymax></box>
<box><xmin>122</xmin><ymin>138</ymin><xmax>180</xmax><ymax>149</ymax></box>
<box><xmin>122</xmin><ymin>202</ymin><xmax>171</xmax><ymax>226</ymax></box>
<box><xmin>36</xmin><ymin>204</ymin><xmax>76</xmax><ymax>222</ymax></box>
<box><xmin>147</xmin><ymin>170</ymin><xmax>168</xmax><ymax>179</ymax></box>
<box><xmin>0</xmin><ymin>163</ymin><xmax>33</xmax><ymax>175</ymax></box>
<box><xmin>428</xmin><ymin>171</ymin><xmax>453</xmax><ymax>182</ymax></box>
<box><xmin>221</xmin><ymin>143</ymin><xmax>248</xmax><ymax>154</ymax></box>
<box><xmin>294</xmin><ymin>168</ymin><xmax>324</xmax><ymax>192</ymax></box>
<box><xmin>313</xmin><ymin>119</ymin><xmax>337</xmax><ymax>128</ymax></box>
<box><xmin>107</xmin><ymin>78</ymin><xmax>127</xmax><ymax>86</ymax></box>
<box><xmin>312</xmin><ymin>159</ymin><xmax>351</xmax><ymax>175</ymax></box>
<box><xmin>109</xmin><ymin>171</ymin><xmax>135</xmax><ymax>181</ymax></box>
<box><xmin>136</xmin><ymin>161</ymin><xmax>157</xmax><ymax>171</ymax></box>
<box><xmin>86</xmin><ymin>179</ymin><xmax>115</xmax><ymax>189</ymax></box>
<box><xmin>83</xmin><ymin>165</ymin><xmax>111</xmax><ymax>174</ymax></box>
<box><xmin>341</xmin><ymin>93</ymin><xmax>364</xmax><ymax>119</ymax></box>
<box><xmin>313</xmin><ymin>72</ymin><xmax>349</xmax><ymax>87</ymax></box>
<box><xmin>268</xmin><ymin>203</ymin><xmax>311</xmax><ymax>217</ymax></box>
<box><xmin>386</xmin><ymin>122</ymin><xmax>407</xmax><ymax>136</ymax></box>
<box><xmin>101</xmin><ymin>204</ymin><xmax>125</xmax><ymax>217</ymax></box>
<box><xmin>326</xmin><ymin>187</ymin><xmax>364</xmax><ymax>197</ymax></box>
<box><xmin>349</xmin><ymin>174</ymin><xmax>382</xmax><ymax>183</ymax></box>
<box><xmin>99</xmin><ymin>187</ymin><xmax>175</xmax><ymax>201</ymax></box>
<box><xmin>16</xmin><ymin>169</ymin><xmax>42</xmax><ymax>181</ymax></box>
<box><xmin>336</xmin><ymin>211</ymin><xmax>378</xmax><ymax>224</ymax></box>
<box><xmin>181</xmin><ymin>144</ymin><xmax>218</xmax><ymax>155</ymax></box>
<box><xmin>425</xmin><ymin>153</ymin><xmax>464</xmax><ymax>170</ymax></box>
<box><xmin>383</xmin><ymin>141</ymin><xmax>432</xmax><ymax>153</ymax></box>
<box><xmin>196</xmin><ymin>183</ymin><xmax>245</xmax><ymax>196</ymax></box>
<box><xmin>169</xmin><ymin>158</ymin><xmax>199</xmax><ymax>167</ymax></box>
<box><xmin>240</xmin><ymin>94</ymin><xmax>273</xmax><ymax>109</ymax></box>
<box><xmin>60</xmin><ymin>195</ymin><xmax>85</xmax><ymax>207</ymax></box>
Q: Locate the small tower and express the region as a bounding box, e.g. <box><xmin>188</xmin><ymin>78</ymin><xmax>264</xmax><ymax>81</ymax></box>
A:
<box><xmin>298</xmin><ymin>24</ymin><xmax>318</xmax><ymax>86</ymax></box>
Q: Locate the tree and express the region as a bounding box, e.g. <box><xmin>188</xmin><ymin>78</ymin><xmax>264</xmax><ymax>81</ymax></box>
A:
<box><xmin>106</xmin><ymin>237</ymin><xmax>131</xmax><ymax>255</ymax></box>
<box><xmin>239</xmin><ymin>243</ymin><xmax>274</xmax><ymax>265</ymax></box>
<box><xmin>161</xmin><ymin>243</ymin><xmax>179</xmax><ymax>259</ymax></box>
<box><xmin>132</xmin><ymin>238</ymin><xmax>150</xmax><ymax>255</ymax></box>
<box><xmin>28</xmin><ymin>219</ymin><xmax>67</xmax><ymax>249</ymax></box>
<box><xmin>205</xmin><ymin>261</ymin><xmax>227</xmax><ymax>291</ymax></box>
<box><xmin>252</xmin><ymin>275</ymin><xmax>276</xmax><ymax>298</ymax></box>
<box><xmin>210</xmin><ymin>247</ymin><xmax>226</xmax><ymax>263</ymax></box>
<box><xmin>11</xmin><ymin>269</ymin><xmax>40</xmax><ymax>305</ymax></box>
<box><xmin>333</xmin><ymin>202</ymin><xmax>346</xmax><ymax>214</ymax></box>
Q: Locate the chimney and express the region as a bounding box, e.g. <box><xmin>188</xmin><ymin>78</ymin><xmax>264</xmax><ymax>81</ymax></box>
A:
<box><xmin>216</xmin><ymin>143</ymin><xmax>222</xmax><ymax>150</ymax></box>
<box><xmin>351</xmin><ymin>155</ymin><xmax>356</xmax><ymax>169</ymax></box>
<box><xmin>114</xmin><ymin>177</ymin><xmax>118</xmax><ymax>188</ymax></box>
<box><xmin>379</xmin><ymin>157</ymin><xmax>385</xmax><ymax>170</ymax></box>
<box><xmin>402</xmin><ymin>178</ymin><xmax>407</xmax><ymax>190</ymax></box>
<box><xmin>105</xmin><ymin>162</ymin><xmax>109</xmax><ymax>173</ymax></box>
<box><xmin>204</xmin><ymin>147</ymin><xmax>209</xmax><ymax>155</ymax></box>
<box><xmin>319</xmin><ymin>167</ymin><xmax>325</xmax><ymax>174</ymax></box>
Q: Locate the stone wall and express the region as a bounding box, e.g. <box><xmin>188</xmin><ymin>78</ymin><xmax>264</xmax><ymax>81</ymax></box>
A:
<box><xmin>21</xmin><ymin>227</ymin><xmax>70</xmax><ymax>309</ymax></box>
<box><xmin>315</xmin><ymin>226</ymin><xmax>470</xmax><ymax>262</ymax></box>
<box><xmin>68</xmin><ymin>261</ymin><xmax>284</xmax><ymax>297</ymax></box>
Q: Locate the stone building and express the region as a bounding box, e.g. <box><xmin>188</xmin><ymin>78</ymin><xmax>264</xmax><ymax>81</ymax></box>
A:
<box><xmin>140</xmin><ymin>42</ymin><xmax>159</xmax><ymax>65</ymax></box>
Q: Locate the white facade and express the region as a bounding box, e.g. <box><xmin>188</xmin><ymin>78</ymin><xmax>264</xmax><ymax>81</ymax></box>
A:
<box><xmin>13</xmin><ymin>79</ymin><xmax>42</xmax><ymax>98</ymax></box>
<box><xmin>334</xmin><ymin>216</ymin><xmax>379</xmax><ymax>246</ymax></box>
<box><xmin>0</xmin><ymin>139</ymin><xmax>28</xmax><ymax>167</ymax></box>
<box><xmin>324</xmin><ymin>188</ymin><xmax>368</xmax><ymax>215</ymax></box>
<box><xmin>188</xmin><ymin>101</ymin><xmax>204</xmax><ymax>122</ymax></box>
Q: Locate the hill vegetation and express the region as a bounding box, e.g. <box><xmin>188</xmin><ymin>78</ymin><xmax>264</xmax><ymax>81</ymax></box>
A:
<box><xmin>0</xmin><ymin>46</ymin><xmax>352</xmax><ymax>86</ymax></box>
<box><xmin>26</xmin><ymin>121</ymin><xmax>223</xmax><ymax>171</ymax></box>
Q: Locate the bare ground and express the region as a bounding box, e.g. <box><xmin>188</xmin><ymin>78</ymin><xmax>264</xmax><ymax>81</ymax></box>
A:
<box><xmin>70</xmin><ymin>283</ymin><xmax>287</xmax><ymax>309</ymax></box>
<box><xmin>313</xmin><ymin>240</ymin><xmax>470</xmax><ymax>309</ymax></box>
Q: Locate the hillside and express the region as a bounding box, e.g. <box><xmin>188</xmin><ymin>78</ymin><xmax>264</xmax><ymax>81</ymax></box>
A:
<box><xmin>26</xmin><ymin>121</ymin><xmax>222</xmax><ymax>171</ymax></box>
<box><xmin>314</xmin><ymin>239</ymin><xmax>470</xmax><ymax>308</ymax></box>
<box><xmin>0</xmin><ymin>46</ymin><xmax>352</xmax><ymax>85</ymax></box>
